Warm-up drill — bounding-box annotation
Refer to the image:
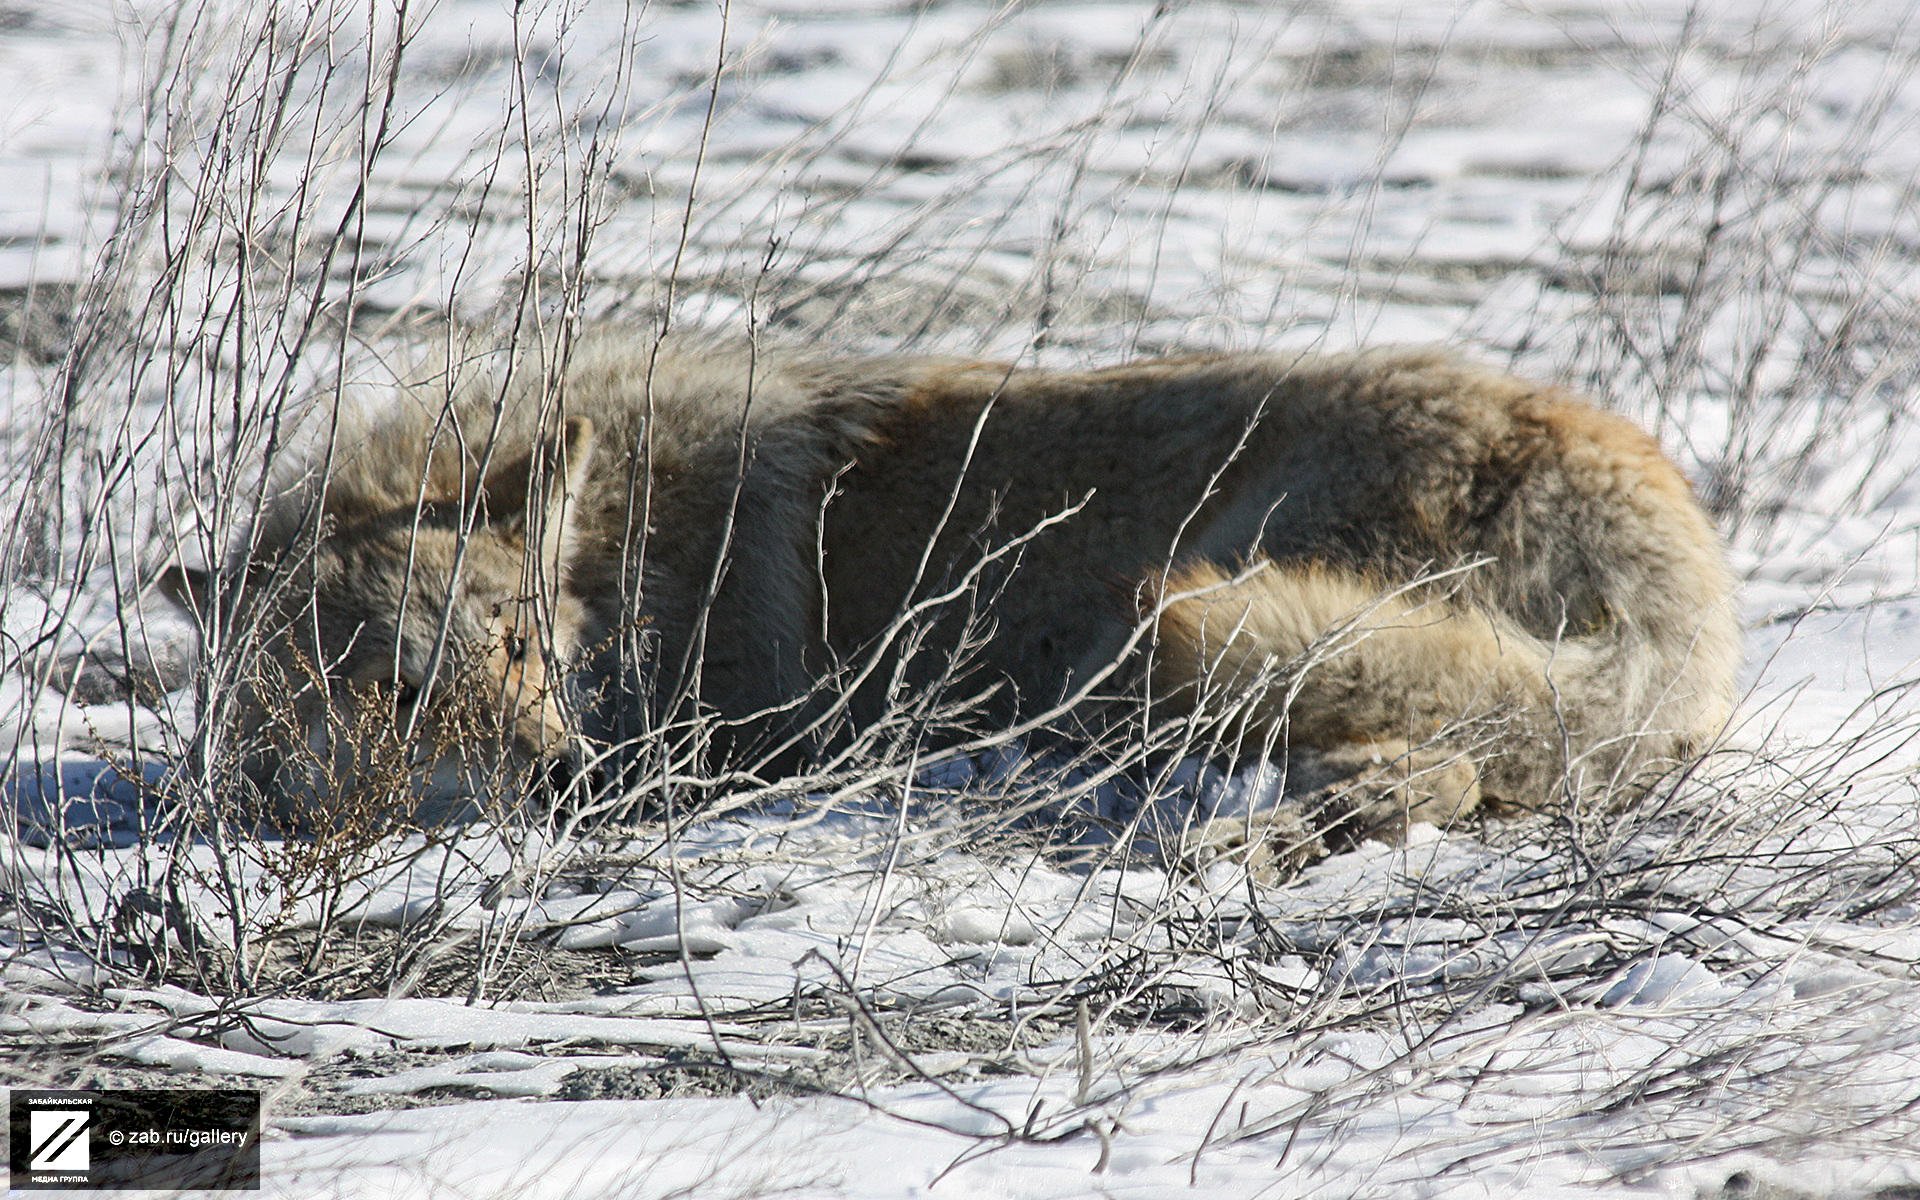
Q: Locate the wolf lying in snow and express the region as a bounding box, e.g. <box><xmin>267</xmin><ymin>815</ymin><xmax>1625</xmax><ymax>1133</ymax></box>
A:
<box><xmin>161</xmin><ymin>335</ymin><xmax>1739</xmax><ymax>861</ymax></box>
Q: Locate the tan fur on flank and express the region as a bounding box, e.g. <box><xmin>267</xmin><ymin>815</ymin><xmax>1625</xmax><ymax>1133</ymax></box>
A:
<box><xmin>164</xmin><ymin>334</ymin><xmax>1740</xmax><ymax>856</ymax></box>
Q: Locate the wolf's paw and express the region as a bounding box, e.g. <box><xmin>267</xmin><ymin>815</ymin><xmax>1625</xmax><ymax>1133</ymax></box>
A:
<box><xmin>1177</xmin><ymin>808</ymin><xmax>1326</xmax><ymax>885</ymax></box>
<box><xmin>1308</xmin><ymin>739</ymin><xmax>1481</xmax><ymax>849</ymax></box>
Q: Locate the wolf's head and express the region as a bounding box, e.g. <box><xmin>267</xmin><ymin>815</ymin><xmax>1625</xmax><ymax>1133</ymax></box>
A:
<box><xmin>161</xmin><ymin>417</ymin><xmax>597</xmax><ymax>822</ymax></box>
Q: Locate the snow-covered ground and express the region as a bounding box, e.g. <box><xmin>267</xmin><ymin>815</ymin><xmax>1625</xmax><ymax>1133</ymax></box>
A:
<box><xmin>4</xmin><ymin>1</ymin><xmax>1920</xmax><ymax>1197</ymax></box>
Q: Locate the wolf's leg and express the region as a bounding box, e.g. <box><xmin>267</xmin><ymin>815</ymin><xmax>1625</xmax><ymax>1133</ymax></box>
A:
<box><xmin>1177</xmin><ymin>806</ymin><xmax>1323</xmax><ymax>885</ymax></box>
<box><xmin>1149</xmin><ymin>557</ymin><xmax>1540</xmax><ymax>860</ymax></box>
<box><xmin>1296</xmin><ymin>738</ymin><xmax>1481</xmax><ymax>848</ymax></box>
<box><xmin>1173</xmin><ymin>739</ymin><xmax>1480</xmax><ymax>881</ymax></box>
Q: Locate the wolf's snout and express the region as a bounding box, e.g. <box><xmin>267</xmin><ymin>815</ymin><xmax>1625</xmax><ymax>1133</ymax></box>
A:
<box><xmin>507</xmin><ymin>691</ymin><xmax>573</xmax><ymax>762</ymax></box>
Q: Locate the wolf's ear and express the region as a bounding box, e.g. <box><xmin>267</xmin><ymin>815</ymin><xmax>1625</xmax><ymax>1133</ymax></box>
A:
<box><xmin>155</xmin><ymin>564</ymin><xmax>217</xmax><ymax>618</ymax></box>
<box><xmin>484</xmin><ymin>416</ymin><xmax>596</xmax><ymax>571</ymax></box>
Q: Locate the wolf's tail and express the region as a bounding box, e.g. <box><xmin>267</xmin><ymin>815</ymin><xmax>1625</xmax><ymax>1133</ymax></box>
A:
<box><xmin>1147</xmin><ymin>553</ymin><xmax>1735</xmax><ymax>812</ymax></box>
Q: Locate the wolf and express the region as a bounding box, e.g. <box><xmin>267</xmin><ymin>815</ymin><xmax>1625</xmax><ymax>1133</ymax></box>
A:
<box><xmin>160</xmin><ymin>334</ymin><xmax>1739</xmax><ymax>857</ymax></box>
